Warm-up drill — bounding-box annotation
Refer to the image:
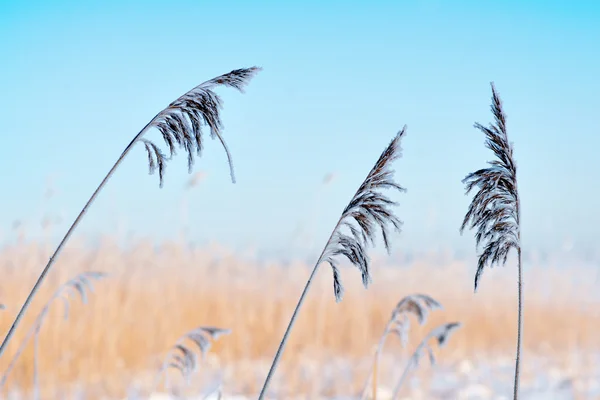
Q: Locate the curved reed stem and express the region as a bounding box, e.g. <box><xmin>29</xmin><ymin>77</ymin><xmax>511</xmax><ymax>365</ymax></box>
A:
<box><xmin>257</xmin><ymin>223</ymin><xmax>339</xmax><ymax>400</ymax></box>
<box><xmin>0</xmin><ymin>272</ymin><xmax>105</xmax><ymax>392</ymax></box>
<box><xmin>0</xmin><ymin>67</ymin><xmax>260</xmax><ymax>358</ymax></box>
<box><xmin>258</xmin><ymin>129</ymin><xmax>406</xmax><ymax>399</ymax></box>
<box><xmin>0</xmin><ymin>132</ymin><xmax>145</xmax><ymax>359</ymax></box>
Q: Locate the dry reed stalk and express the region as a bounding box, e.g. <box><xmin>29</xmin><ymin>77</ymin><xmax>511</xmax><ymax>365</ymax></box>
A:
<box><xmin>461</xmin><ymin>82</ymin><xmax>523</xmax><ymax>399</ymax></box>
<box><xmin>0</xmin><ymin>272</ymin><xmax>105</xmax><ymax>398</ymax></box>
<box><xmin>258</xmin><ymin>128</ymin><xmax>407</xmax><ymax>399</ymax></box>
<box><xmin>0</xmin><ymin>67</ymin><xmax>261</xmax><ymax>359</ymax></box>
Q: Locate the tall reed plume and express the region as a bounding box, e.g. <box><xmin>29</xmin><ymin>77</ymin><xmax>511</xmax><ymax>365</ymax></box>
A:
<box><xmin>0</xmin><ymin>272</ymin><xmax>106</xmax><ymax>399</ymax></box>
<box><xmin>0</xmin><ymin>67</ymin><xmax>261</xmax><ymax>359</ymax></box>
<box><xmin>258</xmin><ymin>128</ymin><xmax>407</xmax><ymax>399</ymax></box>
<box><xmin>460</xmin><ymin>82</ymin><xmax>522</xmax><ymax>399</ymax></box>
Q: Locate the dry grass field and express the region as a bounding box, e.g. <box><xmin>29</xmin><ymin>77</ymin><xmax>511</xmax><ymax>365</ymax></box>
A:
<box><xmin>0</xmin><ymin>236</ymin><xmax>598</xmax><ymax>398</ymax></box>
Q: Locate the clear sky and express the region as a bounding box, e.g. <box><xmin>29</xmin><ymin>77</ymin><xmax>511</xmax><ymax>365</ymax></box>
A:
<box><xmin>0</xmin><ymin>0</ymin><xmax>598</xmax><ymax>262</ymax></box>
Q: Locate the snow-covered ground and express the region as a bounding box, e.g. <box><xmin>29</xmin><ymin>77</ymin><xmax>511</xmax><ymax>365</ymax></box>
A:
<box><xmin>3</xmin><ymin>353</ymin><xmax>599</xmax><ymax>399</ymax></box>
<box><xmin>122</xmin><ymin>352</ymin><xmax>600</xmax><ymax>400</ymax></box>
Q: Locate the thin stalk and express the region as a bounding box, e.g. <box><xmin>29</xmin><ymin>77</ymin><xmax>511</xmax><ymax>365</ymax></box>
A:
<box><xmin>391</xmin><ymin>356</ymin><xmax>413</xmax><ymax>399</ymax></box>
<box><xmin>1</xmin><ymin>272</ymin><xmax>104</xmax><ymax>390</ymax></box>
<box><xmin>258</xmin><ymin>129</ymin><xmax>405</xmax><ymax>399</ymax></box>
<box><xmin>0</xmin><ymin>307</ymin><xmax>49</xmax><ymax>390</ymax></box>
<box><xmin>514</xmin><ymin>246</ymin><xmax>522</xmax><ymax>399</ymax></box>
<box><xmin>391</xmin><ymin>332</ymin><xmax>431</xmax><ymax>399</ymax></box>
<box><xmin>33</xmin><ymin>322</ymin><xmax>41</xmax><ymax>400</ymax></box>
<box><xmin>390</xmin><ymin>333</ymin><xmax>429</xmax><ymax>399</ymax></box>
<box><xmin>359</xmin><ymin>323</ymin><xmax>392</xmax><ymax>400</ymax></box>
<box><xmin>372</xmin><ymin>348</ymin><xmax>380</xmax><ymax>400</ymax></box>
<box><xmin>513</xmin><ymin>179</ymin><xmax>522</xmax><ymax>400</ymax></box>
<box><xmin>0</xmin><ymin>120</ymin><xmax>155</xmax><ymax>358</ymax></box>
<box><xmin>0</xmin><ymin>313</ymin><xmax>40</xmax><ymax>389</ymax></box>
<box><xmin>257</xmin><ymin>221</ymin><xmax>340</xmax><ymax>400</ymax></box>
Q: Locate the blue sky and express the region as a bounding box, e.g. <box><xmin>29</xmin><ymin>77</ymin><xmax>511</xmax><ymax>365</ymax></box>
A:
<box><xmin>0</xmin><ymin>0</ymin><xmax>598</xmax><ymax>261</ymax></box>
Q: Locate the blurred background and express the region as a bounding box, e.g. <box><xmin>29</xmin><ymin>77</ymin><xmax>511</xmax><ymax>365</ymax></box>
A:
<box><xmin>0</xmin><ymin>1</ymin><xmax>599</xmax><ymax>398</ymax></box>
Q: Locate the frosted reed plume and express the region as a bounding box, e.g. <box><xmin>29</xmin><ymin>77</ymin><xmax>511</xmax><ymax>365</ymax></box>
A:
<box><xmin>460</xmin><ymin>82</ymin><xmax>522</xmax><ymax>399</ymax></box>
<box><xmin>0</xmin><ymin>67</ymin><xmax>261</xmax><ymax>359</ymax></box>
<box><xmin>0</xmin><ymin>272</ymin><xmax>106</xmax><ymax>398</ymax></box>
<box><xmin>154</xmin><ymin>326</ymin><xmax>230</xmax><ymax>393</ymax></box>
<box><xmin>258</xmin><ymin>128</ymin><xmax>407</xmax><ymax>399</ymax></box>
<box><xmin>360</xmin><ymin>294</ymin><xmax>441</xmax><ymax>400</ymax></box>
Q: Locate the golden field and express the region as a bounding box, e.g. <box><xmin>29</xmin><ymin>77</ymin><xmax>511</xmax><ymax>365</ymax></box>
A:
<box><xmin>0</xmin><ymin>236</ymin><xmax>598</xmax><ymax>398</ymax></box>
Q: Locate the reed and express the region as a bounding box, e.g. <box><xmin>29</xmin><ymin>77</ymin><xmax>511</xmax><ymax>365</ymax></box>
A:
<box><xmin>0</xmin><ymin>67</ymin><xmax>261</xmax><ymax>360</ymax></box>
<box><xmin>0</xmin><ymin>272</ymin><xmax>105</xmax><ymax>398</ymax></box>
<box><xmin>461</xmin><ymin>82</ymin><xmax>523</xmax><ymax>399</ymax></box>
<box><xmin>258</xmin><ymin>128</ymin><xmax>407</xmax><ymax>399</ymax></box>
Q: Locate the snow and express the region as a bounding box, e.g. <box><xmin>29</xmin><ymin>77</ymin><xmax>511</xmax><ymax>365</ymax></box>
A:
<box><xmin>4</xmin><ymin>353</ymin><xmax>600</xmax><ymax>399</ymax></box>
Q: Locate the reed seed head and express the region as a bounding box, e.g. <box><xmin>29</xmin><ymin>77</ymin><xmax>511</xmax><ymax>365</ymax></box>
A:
<box><xmin>141</xmin><ymin>67</ymin><xmax>261</xmax><ymax>187</ymax></box>
<box><xmin>321</xmin><ymin>127</ymin><xmax>407</xmax><ymax>302</ymax></box>
<box><xmin>461</xmin><ymin>82</ymin><xmax>521</xmax><ymax>291</ymax></box>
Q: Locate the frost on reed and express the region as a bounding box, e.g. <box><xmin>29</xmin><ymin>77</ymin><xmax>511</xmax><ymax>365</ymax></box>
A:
<box><xmin>154</xmin><ymin>326</ymin><xmax>230</xmax><ymax>392</ymax></box>
<box><xmin>460</xmin><ymin>82</ymin><xmax>523</xmax><ymax>399</ymax></box>
<box><xmin>0</xmin><ymin>67</ymin><xmax>261</xmax><ymax>359</ymax></box>
<box><xmin>141</xmin><ymin>67</ymin><xmax>261</xmax><ymax>186</ymax></box>
<box><xmin>359</xmin><ymin>294</ymin><xmax>460</xmax><ymax>400</ymax></box>
<box><xmin>0</xmin><ymin>272</ymin><xmax>106</xmax><ymax>398</ymax></box>
<box><xmin>258</xmin><ymin>128</ymin><xmax>407</xmax><ymax>400</ymax></box>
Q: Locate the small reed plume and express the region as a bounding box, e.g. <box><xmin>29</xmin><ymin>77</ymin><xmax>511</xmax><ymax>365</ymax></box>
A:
<box><xmin>0</xmin><ymin>272</ymin><xmax>106</xmax><ymax>398</ymax></box>
<box><xmin>0</xmin><ymin>67</ymin><xmax>261</xmax><ymax>359</ymax></box>
<box><xmin>155</xmin><ymin>326</ymin><xmax>230</xmax><ymax>392</ymax></box>
<box><xmin>258</xmin><ymin>128</ymin><xmax>407</xmax><ymax>399</ymax></box>
<box><xmin>460</xmin><ymin>82</ymin><xmax>522</xmax><ymax>399</ymax></box>
<box><xmin>360</xmin><ymin>294</ymin><xmax>441</xmax><ymax>400</ymax></box>
<box><xmin>391</xmin><ymin>322</ymin><xmax>461</xmax><ymax>399</ymax></box>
